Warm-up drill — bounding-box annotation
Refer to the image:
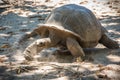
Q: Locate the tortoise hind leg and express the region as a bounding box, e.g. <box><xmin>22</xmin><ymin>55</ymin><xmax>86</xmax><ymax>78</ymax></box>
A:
<box><xmin>66</xmin><ymin>37</ymin><xmax>85</xmax><ymax>62</ymax></box>
<box><xmin>99</xmin><ymin>34</ymin><xmax>119</xmax><ymax>49</ymax></box>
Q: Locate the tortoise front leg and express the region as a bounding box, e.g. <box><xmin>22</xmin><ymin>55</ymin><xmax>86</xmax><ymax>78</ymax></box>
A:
<box><xmin>66</xmin><ymin>37</ymin><xmax>85</xmax><ymax>62</ymax></box>
<box><xmin>23</xmin><ymin>38</ymin><xmax>53</xmax><ymax>61</ymax></box>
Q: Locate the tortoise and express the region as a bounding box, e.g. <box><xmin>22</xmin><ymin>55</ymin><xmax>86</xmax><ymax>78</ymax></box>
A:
<box><xmin>22</xmin><ymin>4</ymin><xmax>119</xmax><ymax>61</ymax></box>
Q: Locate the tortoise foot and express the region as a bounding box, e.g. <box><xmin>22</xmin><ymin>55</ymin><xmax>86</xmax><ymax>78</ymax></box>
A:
<box><xmin>73</xmin><ymin>56</ymin><xmax>85</xmax><ymax>62</ymax></box>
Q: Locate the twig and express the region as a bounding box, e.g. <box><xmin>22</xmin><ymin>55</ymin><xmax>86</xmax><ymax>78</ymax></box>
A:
<box><xmin>28</xmin><ymin>14</ymin><xmax>43</xmax><ymax>18</ymax></box>
<box><xmin>0</xmin><ymin>5</ymin><xmax>12</xmax><ymax>8</ymax></box>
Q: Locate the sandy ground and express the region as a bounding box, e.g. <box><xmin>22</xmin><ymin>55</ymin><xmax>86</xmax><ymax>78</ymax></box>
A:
<box><xmin>0</xmin><ymin>0</ymin><xmax>120</xmax><ymax>80</ymax></box>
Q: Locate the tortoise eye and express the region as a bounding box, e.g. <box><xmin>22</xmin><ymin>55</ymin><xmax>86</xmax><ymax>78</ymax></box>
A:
<box><xmin>37</xmin><ymin>42</ymin><xmax>45</xmax><ymax>47</ymax></box>
<box><xmin>40</xmin><ymin>42</ymin><xmax>43</xmax><ymax>45</ymax></box>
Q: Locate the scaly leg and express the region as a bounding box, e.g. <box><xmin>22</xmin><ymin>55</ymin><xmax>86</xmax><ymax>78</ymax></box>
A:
<box><xmin>66</xmin><ymin>37</ymin><xmax>85</xmax><ymax>62</ymax></box>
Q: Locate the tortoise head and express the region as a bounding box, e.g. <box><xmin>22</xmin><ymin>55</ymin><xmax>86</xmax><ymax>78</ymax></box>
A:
<box><xmin>23</xmin><ymin>38</ymin><xmax>52</xmax><ymax>61</ymax></box>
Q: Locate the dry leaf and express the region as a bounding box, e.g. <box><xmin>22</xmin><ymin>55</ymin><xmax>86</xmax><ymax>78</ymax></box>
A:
<box><xmin>0</xmin><ymin>27</ymin><xmax>7</xmax><ymax>30</ymax></box>
<box><xmin>19</xmin><ymin>29</ymin><xmax>29</xmax><ymax>32</ymax></box>
<box><xmin>80</xmin><ymin>1</ymin><xmax>88</xmax><ymax>4</ymax></box>
<box><xmin>1</xmin><ymin>44</ymin><xmax>10</xmax><ymax>48</ymax></box>
<box><xmin>15</xmin><ymin>65</ymin><xmax>38</xmax><ymax>74</ymax></box>
<box><xmin>97</xmin><ymin>73</ymin><xmax>107</xmax><ymax>78</ymax></box>
<box><xmin>98</xmin><ymin>64</ymin><xmax>104</xmax><ymax>67</ymax></box>
<box><xmin>117</xmin><ymin>9</ymin><xmax>120</xmax><ymax>13</ymax></box>
<box><xmin>0</xmin><ymin>55</ymin><xmax>8</xmax><ymax>63</ymax></box>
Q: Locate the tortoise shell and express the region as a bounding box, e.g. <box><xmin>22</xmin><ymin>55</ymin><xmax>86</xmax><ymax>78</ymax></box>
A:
<box><xmin>43</xmin><ymin>4</ymin><xmax>102</xmax><ymax>48</ymax></box>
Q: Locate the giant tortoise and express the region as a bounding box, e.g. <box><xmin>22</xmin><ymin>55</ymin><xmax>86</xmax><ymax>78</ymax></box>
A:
<box><xmin>22</xmin><ymin>4</ymin><xmax>119</xmax><ymax>61</ymax></box>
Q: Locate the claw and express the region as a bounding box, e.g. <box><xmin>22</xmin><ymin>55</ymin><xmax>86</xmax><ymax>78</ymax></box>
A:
<box><xmin>76</xmin><ymin>56</ymin><xmax>83</xmax><ymax>62</ymax></box>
